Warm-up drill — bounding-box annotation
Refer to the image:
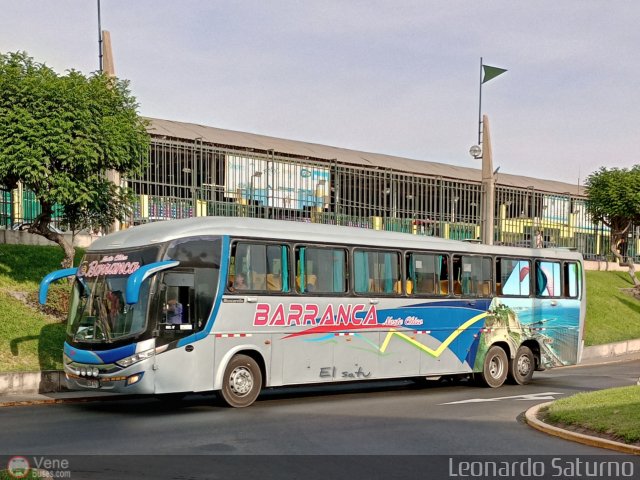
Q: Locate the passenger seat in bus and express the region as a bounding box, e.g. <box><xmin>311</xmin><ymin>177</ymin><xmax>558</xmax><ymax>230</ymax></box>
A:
<box><xmin>251</xmin><ymin>272</ymin><xmax>266</xmax><ymax>290</ymax></box>
<box><xmin>478</xmin><ymin>281</ymin><xmax>491</xmax><ymax>297</ymax></box>
<box><xmin>420</xmin><ymin>278</ymin><xmax>435</xmax><ymax>295</ymax></box>
<box><xmin>295</xmin><ymin>274</ymin><xmax>317</xmax><ymax>291</ymax></box>
<box><xmin>394</xmin><ymin>280</ymin><xmax>413</xmax><ymax>294</ymax></box>
<box><xmin>440</xmin><ymin>280</ymin><xmax>449</xmax><ymax>295</ymax></box>
<box><xmin>266</xmin><ymin>274</ymin><xmax>281</xmax><ymax>291</ymax></box>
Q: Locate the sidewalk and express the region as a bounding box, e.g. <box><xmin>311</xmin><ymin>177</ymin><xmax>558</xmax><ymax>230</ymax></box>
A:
<box><xmin>0</xmin><ymin>390</ymin><xmax>127</xmax><ymax>408</ymax></box>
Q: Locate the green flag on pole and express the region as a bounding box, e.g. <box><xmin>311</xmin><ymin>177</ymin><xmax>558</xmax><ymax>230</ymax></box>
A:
<box><xmin>482</xmin><ymin>65</ymin><xmax>507</xmax><ymax>84</ymax></box>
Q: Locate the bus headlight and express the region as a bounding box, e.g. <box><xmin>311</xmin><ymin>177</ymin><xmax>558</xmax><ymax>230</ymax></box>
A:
<box><xmin>116</xmin><ymin>348</ymin><xmax>155</xmax><ymax>368</ymax></box>
<box><xmin>126</xmin><ymin>372</ymin><xmax>144</xmax><ymax>386</ymax></box>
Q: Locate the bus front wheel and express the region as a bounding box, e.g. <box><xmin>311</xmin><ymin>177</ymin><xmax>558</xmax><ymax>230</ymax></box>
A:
<box><xmin>508</xmin><ymin>346</ymin><xmax>534</xmax><ymax>385</ymax></box>
<box><xmin>219</xmin><ymin>354</ymin><xmax>262</xmax><ymax>408</ymax></box>
<box><xmin>477</xmin><ymin>346</ymin><xmax>508</xmax><ymax>388</ymax></box>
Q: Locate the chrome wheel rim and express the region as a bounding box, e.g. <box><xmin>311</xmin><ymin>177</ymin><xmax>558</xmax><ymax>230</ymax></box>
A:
<box><xmin>517</xmin><ymin>355</ymin><xmax>531</xmax><ymax>376</ymax></box>
<box><xmin>489</xmin><ymin>355</ymin><xmax>505</xmax><ymax>379</ymax></box>
<box><xmin>229</xmin><ymin>366</ymin><xmax>253</xmax><ymax>397</ymax></box>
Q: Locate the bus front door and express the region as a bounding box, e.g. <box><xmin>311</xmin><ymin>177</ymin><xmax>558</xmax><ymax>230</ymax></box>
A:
<box><xmin>153</xmin><ymin>272</ymin><xmax>199</xmax><ymax>394</ymax></box>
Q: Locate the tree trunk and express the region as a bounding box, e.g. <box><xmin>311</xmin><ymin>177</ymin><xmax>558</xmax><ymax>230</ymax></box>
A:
<box><xmin>29</xmin><ymin>201</ymin><xmax>76</xmax><ymax>269</ymax></box>
<box><xmin>611</xmin><ymin>238</ymin><xmax>640</xmax><ymax>288</ymax></box>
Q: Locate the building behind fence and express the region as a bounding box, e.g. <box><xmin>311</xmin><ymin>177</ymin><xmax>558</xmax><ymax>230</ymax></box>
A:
<box><xmin>1</xmin><ymin>118</ymin><xmax>638</xmax><ymax>262</ymax></box>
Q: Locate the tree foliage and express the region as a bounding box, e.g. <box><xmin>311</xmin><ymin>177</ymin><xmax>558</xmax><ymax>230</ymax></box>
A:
<box><xmin>585</xmin><ymin>165</ymin><xmax>640</xmax><ymax>286</ymax></box>
<box><xmin>0</xmin><ymin>51</ymin><xmax>149</xmax><ymax>267</ymax></box>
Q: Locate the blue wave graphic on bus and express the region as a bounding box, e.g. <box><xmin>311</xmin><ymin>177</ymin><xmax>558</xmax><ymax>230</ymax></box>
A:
<box><xmin>297</xmin><ymin>298</ymin><xmax>580</xmax><ymax>367</ymax></box>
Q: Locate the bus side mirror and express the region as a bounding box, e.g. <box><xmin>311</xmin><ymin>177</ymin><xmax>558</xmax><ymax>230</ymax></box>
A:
<box><xmin>125</xmin><ymin>260</ymin><xmax>180</xmax><ymax>305</ymax></box>
<box><xmin>39</xmin><ymin>268</ymin><xmax>78</xmax><ymax>304</ymax></box>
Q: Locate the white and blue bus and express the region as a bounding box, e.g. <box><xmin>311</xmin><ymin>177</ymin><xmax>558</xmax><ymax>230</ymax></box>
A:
<box><xmin>40</xmin><ymin>217</ymin><xmax>585</xmax><ymax>407</ymax></box>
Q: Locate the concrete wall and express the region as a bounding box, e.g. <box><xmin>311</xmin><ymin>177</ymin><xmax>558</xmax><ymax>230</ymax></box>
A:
<box><xmin>584</xmin><ymin>259</ymin><xmax>640</xmax><ymax>272</ymax></box>
<box><xmin>0</xmin><ymin>371</ymin><xmax>68</xmax><ymax>394</ymax></box>
<box><xmin>0</xmin><ymin>229</ymin><xmax>97</xmax><ymax>248</ymax></box>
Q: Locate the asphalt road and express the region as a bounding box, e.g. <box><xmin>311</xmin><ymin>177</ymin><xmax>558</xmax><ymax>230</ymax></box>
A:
<box><xmin>1</xmin><ymin>359</ymin><xmax>639</xmax><ymax>478</ymax></box>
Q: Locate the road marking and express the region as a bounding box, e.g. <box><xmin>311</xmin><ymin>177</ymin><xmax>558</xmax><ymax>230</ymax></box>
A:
<box><xmin>439</xmin><ymin>392</ymin><xmax>564</xmax><ymax>405</ymax></box>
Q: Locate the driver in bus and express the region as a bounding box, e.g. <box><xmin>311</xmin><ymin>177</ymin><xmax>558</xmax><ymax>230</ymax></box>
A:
<box><xmin>165</xmin><ymin>298</ymin><xmax>183</xmax><ymax>324</ymax></box>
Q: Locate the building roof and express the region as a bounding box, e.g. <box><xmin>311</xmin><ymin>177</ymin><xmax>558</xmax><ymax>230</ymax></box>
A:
<box><xmin>146</xmin><ymin>117</ymin><xmax>584</xmax><ymax>197</ymax></box>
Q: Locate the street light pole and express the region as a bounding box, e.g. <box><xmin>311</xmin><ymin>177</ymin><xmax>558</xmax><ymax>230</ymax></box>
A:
<box><xmin>97</xmin><ymin>0</ymin><xmax>103</xmax><ymax>72</ymax></box>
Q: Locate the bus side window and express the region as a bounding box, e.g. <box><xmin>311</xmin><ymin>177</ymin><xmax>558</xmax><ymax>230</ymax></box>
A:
<box><xmin>159</xmin><ymin>271</ymin><xmax>195</xmax><ymax>331</ymax></box>
<box><xmin>163</xmin><ymin>236</ymin><xmax>221</xmax><ymax>333</ymax></box>
<box><xmin>296</xmin><ymin>246</ymin><xmax>347</xmax><ymax>294</ymax></box>
<box><xmin>497</xmin><ymin>258</ymin><xmax>530</xmax><ymax>296</ymax></box>
<box><xmin>408</xmin><ymin>252</ymin><xmax>447</xmax><ymax>296</ymax></box>
<box><xmin>536</xmin><ymin>261</ymin><xmax>561</xmax><ymax>297</ymax></box>
<box><xmin>354</xmin><ymin>250</ymin><xmax>400</xmax><ymax>295</ymax></box>
<box><xmin>228</xmin><ymin>242</ymin><xmax>288</xmax><ymax>293</ymax></box>
<box><xmin>266</xmin><ymin>245</ymin><xmax>288</xmax><ymax>292</ymax></box>
<box><xmin>453</xmin><ymin>255</ymin><xmax>492</xmax><ymax>297</ymax></box>
<box><xmin>563</xmin><ymin>262</ymin><xmax>579</xmax><ymax>298</ymax></box>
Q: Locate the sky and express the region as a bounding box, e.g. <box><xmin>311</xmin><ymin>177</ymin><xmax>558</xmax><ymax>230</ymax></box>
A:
<box><xmin>2</xmin><ymin>1</ymin><xmax>639</xmax><ymax>185</ymax></box>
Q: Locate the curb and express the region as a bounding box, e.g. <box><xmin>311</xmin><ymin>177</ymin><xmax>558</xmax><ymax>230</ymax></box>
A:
<box><xmin>581</xmin><ymin>339</ymin><xmax>640</xmax><ymax>362</ymax></box>
<box><xmin>525</xmin><ymin>401</ymin><xmax>640</xmax><ymax>455</ymax></box>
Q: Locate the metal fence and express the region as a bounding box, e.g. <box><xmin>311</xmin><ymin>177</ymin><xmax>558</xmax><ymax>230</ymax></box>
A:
<box><xmin>3</xmin><ymin>136</ymin><xmax>639</xmax><ymax>263</ymax></box>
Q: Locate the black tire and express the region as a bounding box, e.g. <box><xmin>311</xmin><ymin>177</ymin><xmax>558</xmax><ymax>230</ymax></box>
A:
<box><xmin>478</xmin><ymin>345</ymin><xmax>508</xmax><ymax>388</ymax></box>
<box><xmin>508</xmin><ymin>345</ymin><xmax>535</xmax><ymax>385</ymax></box>
<box><xmin>219</xmin><ymin>354</ymin><xmax>262</xmax><ymax>408</ymax></box>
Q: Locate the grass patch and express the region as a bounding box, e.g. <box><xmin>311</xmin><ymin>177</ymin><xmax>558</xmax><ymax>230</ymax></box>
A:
<box><xmin>0</xmin><ymin>244</ymin><xmax>84</xmax><ymax>373</ymax></box>
<box><xmin>0</xmin><ymin>244</ymin><xmax>84</xmax><ymax>289</ymax></box>
<box><xmin>545</xmin><ymin>385</ymin><xmax>640</xmax><ymax>444</ymax></box>
<box><xmin>585</xmin><ymin>270</ymin><xmax>640</xmax><ymax>346</ymax></box>
<box><xmin>0</xmin><ymin>291</ymin><xmax>67</xmax><ymax>371</ymax></box>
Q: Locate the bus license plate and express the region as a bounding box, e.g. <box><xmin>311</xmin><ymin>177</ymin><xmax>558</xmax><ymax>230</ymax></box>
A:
<box><xmin>83</xmin><ymin>378</ymin><xmax>100</xmax><ymax>388</ymax></box>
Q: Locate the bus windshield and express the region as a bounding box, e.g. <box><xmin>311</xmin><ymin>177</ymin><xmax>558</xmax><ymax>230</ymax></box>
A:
<box><xmin>67</xmin><ymin>247</ymin><xmax>161</xmax><ymax>343</ymax></box>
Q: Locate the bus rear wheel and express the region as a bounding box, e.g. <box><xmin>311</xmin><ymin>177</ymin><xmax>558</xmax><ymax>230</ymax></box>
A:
<box><xmin>508</xmin><ymin>346</ymin><xmax>534</xmax><ymax>385</ymax></box>
<box><xmin>478</xmin><ymin>346</ymin><xmax>508</xmax><ymax>388</ymax></box>
<box><xmin>219</xmin><ymin>354</ymin><xmax>262</xmax><ymax>408</ymax></box>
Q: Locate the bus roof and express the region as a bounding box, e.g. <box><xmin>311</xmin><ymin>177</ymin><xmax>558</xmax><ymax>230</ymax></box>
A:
<box><xmin>90</xmin><ymin>217</ymin><xmax>583</xmax><ymax>261</ymax></box>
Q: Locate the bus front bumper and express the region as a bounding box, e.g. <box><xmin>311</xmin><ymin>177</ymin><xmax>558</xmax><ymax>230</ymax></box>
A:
<box><xmin>63</xmin><ymin>357</ymin><xmax>155</xmax><ymax>394</ymax></box>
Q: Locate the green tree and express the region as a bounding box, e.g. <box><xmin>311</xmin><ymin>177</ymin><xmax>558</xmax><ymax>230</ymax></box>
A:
<box><xmin>585</xmin><ymin>165</ymin><xmax>640</xmax><ymax>287</ymax></box>
<box><xmin>0</xmin><ymin>51</ymin><xmax>149</xmax><ymax>268</ymax></box>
